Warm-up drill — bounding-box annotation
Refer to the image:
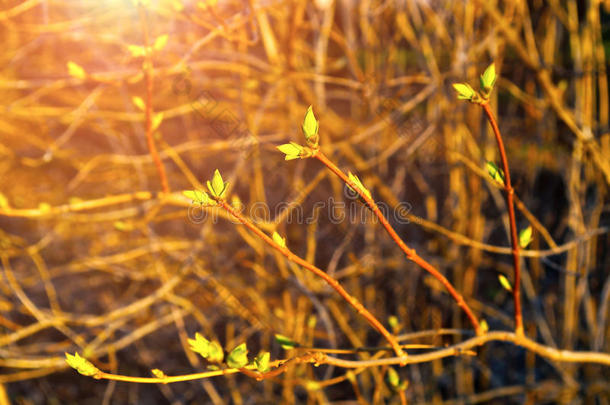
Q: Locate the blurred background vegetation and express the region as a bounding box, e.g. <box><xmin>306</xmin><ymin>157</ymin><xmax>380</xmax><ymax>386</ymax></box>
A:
<box><xmin>0</xmin><ymin>0</ymin><xmax>609</xmax><ymax>403</ymax></box>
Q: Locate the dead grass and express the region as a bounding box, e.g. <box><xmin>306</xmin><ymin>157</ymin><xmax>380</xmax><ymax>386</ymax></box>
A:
<box><xmin>0</xmin><ymin>0</ymin><xmax>609</xmax><ymax>403</ymax></box>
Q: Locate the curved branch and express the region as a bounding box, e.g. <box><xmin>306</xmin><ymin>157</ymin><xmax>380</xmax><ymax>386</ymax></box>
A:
<box><xmin>320</xmin><ymin>331</ymin><xmax>610</xmax><ymax>368</ymax></box>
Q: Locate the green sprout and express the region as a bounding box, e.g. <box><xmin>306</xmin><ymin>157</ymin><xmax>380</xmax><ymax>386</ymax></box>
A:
<box><xmin>480</xmin><ymin>63</ymin><xmax>497</xmax><ymax>96</ymax></box>
<box><xmin>347</xmin><ymin>172</ymin><xmax>371</xmax><ymax>199</ymax></box>
<box><xmin>183</xmin><ymin>189</ymin><xmax>214</xmax><ymax>206</ymax></box>
<box><xmin>453</xmin><ymin>62</ymin><xmax>497</xmax><ymax>103</ymax></box>
<box><xmin>518</xmin><ymin>226</ymin><xmax>533</xmax><ymax>248</ymax></box>
<box><xmin>277</xmin><ymin>142</ymin><xmax>306</xmax><ymax>160</ymax></box>
<box><xmin>207</xmin><ymin>341</ymin><xmax>224</xmax><ymax>363</ymax></box>
<box><xmin>274</xmin><ymin>334</ymin><xmax>299</xmax><ymax>350</ymax></box>
<box><xmin>226</xmin><ymin>343</ymin><xmax>249</xmax><ymax>369</ymax></box>
<box><xmin>452</xmin><ymin>83</ymin><xmax>477</xmax><ymax>101</ymax></box>
<box><xmin>272</xmin><ymin>231</ymin><xmax>286</xmax><ymax>248</ymax></box>
<box><xmin>486</xmin><ymin>161</ymin><xmax>505</xmax><ymax>186</ymax></box>
<box><xmin>151</xmin><ymin>368</ymin><xmax>167</xmax><ymax>378</ymax></box>
<box><xmin>188</xmin><ymin>333</ymin><xmax>224</xmax><ymax>363</ymax></box>
<box><xmin>302</xmin><ymin>105</ymin><xmax>319</xmax><ymax>147</ymax></box>
<box><xmin>386</xmin><ymin>367</ymin><xmax>408</xmax><ymax>392</ymax></box>
<box><xmin>188</xmin><ymin>333</ymin><xmax>211</xmax><ymax>358</ymax></box>
<box><xmin>480</xmin><ymin>319</ymin><xmax>489</xmax><ymax>334</ymax></box>
<box><xmin>65</xmin><ymin>352</ymin><xmax>100</xmax><ymax>377</ymax></box>
<box><xmin>498</xmin><ymin>274</ymin><xmax>513</xmax><ymax>292</ymax></box>
<box><xmin>254</xmin><ymin>351</ymin><xmax>270</xmax><ymax>373</ymax></box>
<box><xmin>207</xmin><ymin>169</ymin><xmax>228</xmax><ymax>199</ymax></box>
<box><xmin>388</xmin><ymin>315</ymin><xmax>399</xmax><ymax>331</ymax></box>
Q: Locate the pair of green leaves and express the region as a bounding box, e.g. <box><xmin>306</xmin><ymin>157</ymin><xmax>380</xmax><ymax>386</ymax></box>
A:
<box><xmin>277</xmin><ymin>106</ymin><xmax>319</xmax><ymax>160</ymax></box>
<box><xmin>453</xmin><ymin>63</ymin><xmax>497</xmax><ymax>102</ymax></box>
<box><xmin>486</xmin><ymin>161</ymin><xmax>505</xmax><ymax>186</ymax></box>
<box><xmin>188</xmin><ymin>333</ymin><xmax>270</xmax><ymax>372</ymax></box>
<box><xmin>206</xmin><ymin>169</ymin><xmax>228</xmax><ymax>198</ymax></box>
<box><xmin>277</xmin><ymin>142</ymin><xmax>305</xmax><ymax>161</ymax></box>
<box><xmin>277</xmin><ymin>107</ymin><xmax>375</xmax><ymax>204</ymax></box>
<box><xmin>183</xmin><ymin>169</ymin><xmax>229</xmax><ymax>206</ymax></box>
<box><xmin>386</xmin><ymin>367</ymin><xmax>408</xmax><ymax>392</ymax></box>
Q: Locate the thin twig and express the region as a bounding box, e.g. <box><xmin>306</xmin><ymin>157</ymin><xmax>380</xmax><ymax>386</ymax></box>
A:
<box><xmin>138</xmin><ymin>4</ymin><xmax>170</xmax><ymax>193</ymax></box>
<box><xmin>481</xmin><ymin>103</ymin><xmax>523</xmax><ymax>336</ymax></box>
<box><xmin>79</xmin><ymin>330</ymin><xmax>610</xmax><ymax>385</ymax></box>
<box><xmin>318</xmin><ymin>331</ymin><xmax>610</xmax><ymax>368</ymax></box>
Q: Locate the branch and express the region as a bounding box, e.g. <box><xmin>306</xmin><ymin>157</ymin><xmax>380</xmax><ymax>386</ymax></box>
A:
<box><xmin>218</xmin><ymin>201</ymin><xmax>406</xmax><ymax>360</ymax></box>
<box><xmin>481</xmin><ymin>103</ymin><xmax>523</xmax><ymax>335</ymax></box>
<box><xmin>314</xmin><ymin>151</ymin><xmax>482</xmax><ymax>336</ymax></box>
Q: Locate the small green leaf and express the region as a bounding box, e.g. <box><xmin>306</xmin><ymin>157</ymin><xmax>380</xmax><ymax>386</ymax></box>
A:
<box><xmin>480</xmin><ymin>63</ymin><xmax>497</xmax><ymax>92</ymax></box>
<box><xmin>127</xmin><ymin>44</ymin><xmax>146</xmax><ymax>57</ymax></box>
<box><xmin>113</xmin><ymin>220</ymin><xmax>133</xmax><ymax>232</ymax></box>
<box><xmin>151</xmin><ymin>368</ymin><xmax>167</xmax><ymax>378</ymax></box>
<box><xmin>302</xmin><ymin>106</ymin><xmax>319</xmax><ymax>146</ymax></box>
<box><xmin>347</xmin><ymin>172</ymin><xmax>371</xmax><ymax>199</ymax></box>
<box><xmin>254</xmin><ymin>351</ymin><xmax>270</xmax><ymax>372</ymax></box>
<box><xmin>132</xmin><ymin>96</ymin><xmax>145</xmax><ymax>111</ymax></box>
<box><xmin>274</xmin><ymin>334</ymin><xmax>299</xmax><ymax>349</ymax></box>
<box><xmin>183</xmin><ymin>189</ymin><xmax>212</xmax><ymax>205</ymax></box>
<box><xmin>65</xmin><ymin>352</ymin><xmax>100</xmax><ymax>377</ymax></box>
<box><xmin>452</xmin><ymin>82</ymin><xmax>476</xmax><ymax>100</ymax></box>
<box><xmin>188</xmin><ymin>333</ymin><xmax>211</xmax><ymax>359</ymax></box>
<box><xmin>151</xmin><ymin>112</ymin><xmax>164</xmax><ymax>132</ymax></box>
<box><xmin>208</xmin><ymin>341</ymin><xmax>224</xmax><ymax>363</ymax></box>
<box><xmin>226</xmin><ymin>343</ymin><xmax>248</xmax><ymax>369</ymax></box>
<box><xmin>153</xmin><ymin>34</ymin><xmax>168</xmax><ymax>51</ymax></box>
<box><xmin>519</xmin><ymin>226</ymin><xmax>533</xmax><ymax>248</ymax></box>
<box><xmin>207</xmin><ymin>169</ymin><xmax>228</xmax><ymax>198</ymax></box>
<box><xmin>486</xmin><ymin>161</ymin><xmax>505</xmax><ymax>186</ymax></box>
<box><xmin>277</xmin><ymin>142</ymin><xmax>304</xmax><ymax>161</ymax></box>
<box><xmin>272</xmin><ymin>231</ymin><xmax>286</xmax><ymax>248</ymax></box>
<box><xmin>388</xmin><ymin>315</ymin><xmax>399</xmax><ymax>330</ymax></box>
<box><xmin>38</xmin><ymin>202</ymin><xmax>51</xmax><ymax>213</ymax></box>
<box><xmin>498</xmin><ymin>274</ymin><xmax>513</xmax><ymax>292</ymax></box>
<box><xmin>0</xmin><ymin>193</ymin><xmax>9</xmax><ymax>209</ymax></box>
<box><xmin>307</xmin><ymin>315</ymin><xmax>317</xmax><ymax>329</ymax></box>
<box><xmin>480</xmin><ymin>319</ymin><xmax>489</xmax><ymax>334</ymax></box>
<box><xmin>386</xmin><ymin>368</ymin><xmax>408</xmax><ymax>392</ymax></box>
<box><xmin>386</xmin><ymin>367</ymin><xmax>400</xmax><ymax>388</ymax></box>
<box><xmin>67</xmin><ymin>61</ymin><xmax>86</xmax><ymax>79</ymax></box>
<box><xmin>211</xmin><ymin>169</ymin><xmax>224</xmax><ymax>195</ymax></box>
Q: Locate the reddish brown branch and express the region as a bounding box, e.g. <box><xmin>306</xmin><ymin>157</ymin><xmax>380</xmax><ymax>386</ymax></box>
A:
<box><xmin>314</xmin><ymin>151</ymin><xmax>482</xmax><ymax>336</ymax></box>
<box><xmin>481</xmin><ymin>103</ymin><xmax>523</xmax><ymax>335</ymax></box>
<box><xmin>219</xmin><ymin>201</ymin><xmax>406</xmax><ymax>359</ymax></box>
